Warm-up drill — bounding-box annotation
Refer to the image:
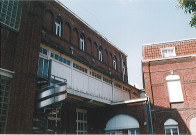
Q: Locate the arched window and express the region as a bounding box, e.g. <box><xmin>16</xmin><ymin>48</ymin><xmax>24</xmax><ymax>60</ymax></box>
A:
<box><xmin>99</xmin><ymin>47</ymin><xmax>103</xmax><ymax>61</ymax></box>
<box><xmin>105</xmin><ymin>114</ymin><xmax>140</xmax><ymax>135</ymax></box>
<box><xmin>55</xmin><ymin>17</ymin><xmax>61</xmax><ymax>37</ymax></box>
<box><xmin>166</xmin><ymin>75</ymin><xmax>184</xmax><ymax>103</ymax></box>
<box><xmin>164</xmin><ymin>119</ymin><xmax>179</xmax><ymax>135</ymax></box>
<box><xmin>80</xmin><ymin>34</ymin><xmax>85</xmax><ymax>51</ymax></box>
<box><xmin>113</xmin><ymin>56</ymin><xmax>117</xmax><ymax>70</ymax></box>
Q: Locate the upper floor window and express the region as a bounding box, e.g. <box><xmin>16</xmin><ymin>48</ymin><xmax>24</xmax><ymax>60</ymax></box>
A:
<box><xmin>113</xmin><ymin>57</ymin><xmax>117</xmax><ymax>70</ymax></box>
<box><xmin>80</xmin><ymin>34</ymin><xmax>85</xmax><ymax>51</ymax></box>
<box><xmin>55</xmin><ymin>18</ymin><xmax>61</xmax><ymax>37</ymax></box>
<box><xmin>122</xmin><ymin>63</ymin><xmax>126</xmax><ymax>81</ymax></box>
<box><xmin>166</xmin><ymin>75</ymin><xmax>184</xmax><ymax>103</ymax></box>
<box><xmin>0</xmin><ymin>0</ymin><xmax>23</xmax><ymax>31</ymax></box>
<box><xmin>40</xmin><ymin>47</ymin><xmax>48</xmax><ymax>56</ymax></box>
<box><xmin>161</xmin><ymin>47</ymin><xmax>176</xmax><ymax>58</ymax></box>
<box><xmin>99</xmin><ymin>47</ymin><xmax>103</xmax><ymax>61</ymax></box>
<box><xmin>164</xmin><ymin>119</ymin><xmax>179</xmax><ymax>135</ymax></box>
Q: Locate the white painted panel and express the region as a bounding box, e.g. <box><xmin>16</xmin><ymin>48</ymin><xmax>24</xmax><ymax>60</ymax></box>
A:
<box><xmin>105</xmin><ymin>114</ymin><xmax>139</xmax><ymax>131</ymax></box>
<box><xmin>114</xmin><ymin>88</ymin><xmax>129</xmax><ymax>102</ymax></box>
<box><xmin>167</xmin><ymin>80</ymin><xmax>184</xmax><ymax>103</ymax></box>
<box><xmin>102</xmin><ymin>83</ymin><xmax>112</xmax><ymax>100</ymax></box>
<box><xmin>72</xmin><ymin>69</ymin><xmax>88</xmax><ymax>93</ymax></box>
<box><xmin>190</xmin><ymin>117</ymin><xmax>196</xmax><ymax>135</ymax></box>
<box><xmin>89</xmin><ymin>77</ymin><xmax>103</xmax><ymax>97</ymax></box>
<box><xmin>164</xmin><ymin>119</ymin><xmax>178</xmax><ymax>126</ymax></box>
<box><xmin>51</xmin><ymin>61</ymin><xmax>72</xmax><ymax>88</ymax></box>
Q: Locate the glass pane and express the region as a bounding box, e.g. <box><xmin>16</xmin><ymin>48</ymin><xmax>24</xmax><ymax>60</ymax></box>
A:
<box><xmin>50</xmin><ymin>53</ymin><xmax>54</xmax><ymax>58</ymax></box>
<box><xmin>43</xmin><ymin>59</ymin><xmax>48</xmax><ymax>78</ymax></box>
<box><xmin>162</xmin><ymin>50</ymin><xmax>167</xmax><ymax>58</ymax></box>
<box><xmin>38</xmin><ymin>58</ymin><xmax>43</xmax><ymax>76</ymax></box>
<box><xmin>55</xmin><ymin>54</ymin><xmax>59</xmax><ymax>60</ymax></box>
<box><xmin>63</xmin><ymin>58</ymin><xmax>67</xmax><ymax>64</ymax></box>
<box><xmin>59</xmin><ymin>56</ymin><xmax>63</xmax><ymax>62</ymax></box>
<box><xmin>165</xmin><ymin>129</ymin><xmax>171</xmax><ymax>135</ymax></box>
<box><xmin>43</xmin><ymin>48</ymin><xmax>47</xmax><ymax>55</ymax></box>
<box><xmin>172</xmin><ymin>128</ymin><xmax>178</xmax><ymax>135</ymax></box>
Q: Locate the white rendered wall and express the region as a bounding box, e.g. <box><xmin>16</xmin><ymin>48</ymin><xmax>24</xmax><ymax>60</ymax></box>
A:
<box><xmin>51</xmin><ymin>58</ymin><xmax>129</xmax><ymax>103</ymax></box>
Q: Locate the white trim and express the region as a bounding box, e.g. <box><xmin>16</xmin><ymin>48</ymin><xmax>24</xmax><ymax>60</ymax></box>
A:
<box><xmin>142</xmin><ymin>54</ymin><xmax>196</xmax><ymax>62</ymax></box>
<box><xmin>143</xmin><ymin>38</ymin><xmax>196</xmax><ymax>47</ymax></box>
<box><xmin>0</xmin><ymin>68</ymin><xmax>15</xmax><ymax>78</ymax></box>
<box><xmin>166</xmin><ymin>75</ymin><xmax>180</xmax><ymax>81</ymax></box>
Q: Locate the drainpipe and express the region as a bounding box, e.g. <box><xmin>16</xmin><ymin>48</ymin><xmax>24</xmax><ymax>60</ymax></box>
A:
<box><xmin>112</xmin><ymin>78</ymin><xmax>114</xmax><ymax>101</ymax></box>
<box><xmin>148</xmin><ymin>96</ymin><xmax>153</xmax><ymax>134</ymax></box>
<box><xmin>148</xmin><ymin>62</ymin><xmax>154</xmax><ymax>105</ymax></box>
<box><xmin>145</xmin><ymin>100</ymin><xmax>150</xmax><ymax>134</ymax></box>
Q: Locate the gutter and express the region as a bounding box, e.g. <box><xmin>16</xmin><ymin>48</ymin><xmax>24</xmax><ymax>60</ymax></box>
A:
<box><xmin>110</xmin><ymin>97</ymin><xmax>148</xmax><ymax>105</ymax></box>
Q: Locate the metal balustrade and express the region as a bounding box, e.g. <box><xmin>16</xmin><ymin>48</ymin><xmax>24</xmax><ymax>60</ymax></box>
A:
<box><xmin>33</xmin><ymin>74</ymin><xmax>67</xmax><ymax>134</ymax></box>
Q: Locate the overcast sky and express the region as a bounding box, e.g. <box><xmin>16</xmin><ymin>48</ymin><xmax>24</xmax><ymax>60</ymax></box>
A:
<box><xmin>58</xmin><ymin>0</ymin><xmax>196</xmax><ymax>89</ymax></box>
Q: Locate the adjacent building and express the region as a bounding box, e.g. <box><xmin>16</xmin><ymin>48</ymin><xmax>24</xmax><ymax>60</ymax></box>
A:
<box><xmin>0</xmin><ymin>0</ymin><xmax>148</xmax><ymax>134</ymax></box>
<box><xmin>142</xmin><ymin>39</ymin><xmax>196</xmax><ymax>134</ymax></box>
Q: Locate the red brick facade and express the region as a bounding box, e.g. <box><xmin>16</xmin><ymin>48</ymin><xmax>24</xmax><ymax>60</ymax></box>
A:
<box><xmin>1</xmin><ymin>0</ymin><xmax>143</xmax><ymax>134</ymax></box>
<box><xmin>142</xmin><ymin>39</ymin><xmax>196</xmax><ymax>134</ymax></box>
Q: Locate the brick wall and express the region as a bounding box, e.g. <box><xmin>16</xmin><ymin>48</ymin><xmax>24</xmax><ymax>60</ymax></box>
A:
<box><xmin>1</xmin><ymin>1</ymin><xmax>44</xmax><ymax>133</ymax></box>
<box><xmin>41</xmin><ymin>1</ymin><xmax>128</xmax><ymax>83</ymax></box>
<box><xmin>142</xmin><ymin>40</ymin><xmax>196</xmax><ymax>134</ymax></box>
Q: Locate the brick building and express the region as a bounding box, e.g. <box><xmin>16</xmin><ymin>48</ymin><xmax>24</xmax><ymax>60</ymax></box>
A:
<box><xmin>142</xmin><ymin>39</ymin><xmax>196</xmax><ymax>134</ymax></box>
<box><xmin>0</xmin><ymin>0</ymin><xmax>150</xmax><ymax>134</ymax></box>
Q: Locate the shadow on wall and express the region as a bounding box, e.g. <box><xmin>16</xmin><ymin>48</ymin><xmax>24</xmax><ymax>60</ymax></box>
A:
<box><xmin>87</xmin><ymin>103</ymin><xmax>193</xmax><ymax>134</ymax></box>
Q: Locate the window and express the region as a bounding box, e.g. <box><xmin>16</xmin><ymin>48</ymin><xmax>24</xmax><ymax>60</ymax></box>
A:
<box><xmin>113</xmin><ymin>57</ymin><xmax>117</xmax><ymax>70</ymax></box>
<box><xmin>166</xmin><ymin>75</ymin><xmax>184</xmax><ymax>103</ymax></box>
<box><xmin>161</xmin><ymin>47</ymin><xmax>176</xmax><ymax>58</ymax></box>
<box><xmin>103</xmin><ymin>77</ymin><xmax>112</xmax><ymax>84</ymax></box>
<box><xmin>50</xmin><ymin>52</ymin><xmax>71</xmax><ymax>66</ymax></box>
<box><xmin>80</xmin><ymin>34</ymin><xmax>85</xmax><ymax>51</ymax></box>
<box><xmin>40</xmin><ymin>47</ymin><xmax>48</xmax><ymax>55</ymax></box>
<box><xmin>76</xmin><ymin>109</ymin><xmax>87</xmax><ymax>134</ymax></box>
<box><xmin>122</xmin><ymin>63</ymin><xmax>126</xmax><ymax>81</ymax></box>
<box><xmin>38</xmin><ymin>57</ymin><xmax>49</xmax><ymax>78</ymax></box>
<box><xmin>164</xmin><ymin>119</ymin><xmax>179</xmax><ymax>135</ymax></box>
<box><xmin>91</xmin><ymin>71</ymin><xmax>102</xmax><ymax>80</ymax></box>
<box><xmin>55</xmin><ymin>18</ymin><xmax>61</xmax><ymax>37</ymax></box>
<box><xmin>105</xmin><ymin>114</ymin><xmax>140</xmax><ymax>135</ymax></box>
<box><xmin>99</xmin><ymin>47</ymin><xmax>103</xmax><ymax>61</ymax></box>
<box><xmin>0</xmin><ymin>75</ymin><xmax>12</xmax><ymax>133</ymax></box>
<box><xmin>0</xmin><ymin>0</ymin><xmax>23</xmax><ymax>31</ymax></box>
<box><xmin>73</xmin><ymin>63</ymin><xmax>87</xmax><ymax>73</ymax></box>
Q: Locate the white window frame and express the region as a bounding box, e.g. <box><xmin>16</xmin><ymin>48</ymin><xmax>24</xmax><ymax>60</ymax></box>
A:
<box><xmin>55</xmin><ymin>18</ymin><xmax>61</xmax><ymax>37</ymax></box>
<box><xmin>166</xmin><ymin>75</ymin><xmax>184</xmax><ymax>103</ymax></box>
<box><xmin>76</xmin><ymin>108</ymin><xmax>87</xmax><ymax>134</ymax></box>
<box><xmin>80</xmin><ymin>34</ymin><xmax>85</xmax><ymax>51</ymax></box>
<box><xmin>99</xmin><ymin>47</ymin><xmax>103</xmax><ymax>61</ymax></box>
<box><xmin>161</xmin><ymin>47</ymin><xmax>176</xmax><ymax>58</ymax></box>
<box><xmin>113</xmin><ymin>57</ymin><xmax>117</xmax><ymax>70</ymax></box>
<box><xmin>164</xmin><ymin>119</ymin><xmax>179</xmax><ymax>135</ymax></box>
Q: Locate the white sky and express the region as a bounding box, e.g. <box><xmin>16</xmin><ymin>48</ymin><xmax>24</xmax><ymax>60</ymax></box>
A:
<box><xmin>58</xmin><ymin>0</ymin><xmax>196</xmax><ymax>89</ymax></box>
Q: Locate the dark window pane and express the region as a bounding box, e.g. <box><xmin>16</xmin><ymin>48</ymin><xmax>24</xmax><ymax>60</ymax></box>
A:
<box><xmin>50</xmin><ymin>53</ymin><xmax>54</xmax><ymax>58</ymax></box>
<box><xmin>38</xmin><ymin>58</ymin><xmax>43</xmax><ymax>76</ymax></box>
<box><xmin>43</xmin><ymin>59</ymin><xmax>48</xmax><ymax>78</ymax></box>
<box><xmin>55</xmin><ymin>54</ymin><xmax>59</xmax><ymax>60</ymax></box>
<box><xmin>43</xmin><ymin>48</ymin><xmax>47</xmax><ymax>55</ymax></box>
<box><xmin>59</xmin><ymin>57</ymin><xmax>63</xmax><ymax>62</ymax></box>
